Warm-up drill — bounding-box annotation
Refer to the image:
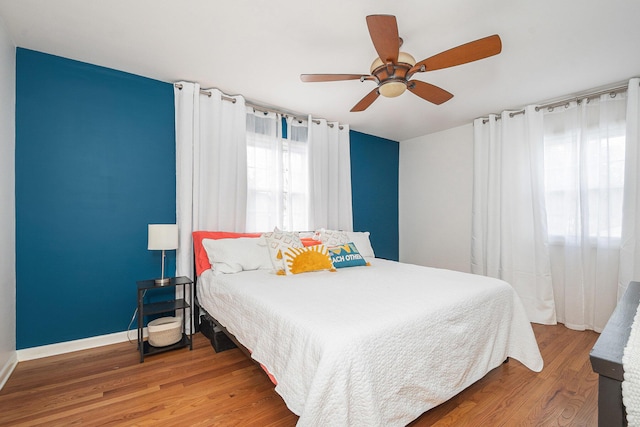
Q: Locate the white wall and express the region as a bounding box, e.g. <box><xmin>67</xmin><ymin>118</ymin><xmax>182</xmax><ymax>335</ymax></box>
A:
<box><xmin>399</xmin><ymin>123</ymin><xmax>473</xmax><ymax>273</ymax></box>
<box><xmin>0</xmin><ymin>14</ymin><xmax>16</xmax><ymax>388</ymax></box>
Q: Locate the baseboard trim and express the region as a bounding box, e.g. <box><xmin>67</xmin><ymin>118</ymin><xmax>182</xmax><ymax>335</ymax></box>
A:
<box><xmin>16</xmin><ymin>329</ymin><xmax>147</xmax><ymax>362</ymax></box>
<box><xmin>0</xmin><ymin>352</ymin><xmax>18</xmax><ymax>390</ymax></box>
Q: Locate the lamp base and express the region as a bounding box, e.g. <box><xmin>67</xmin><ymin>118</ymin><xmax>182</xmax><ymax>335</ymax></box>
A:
<box><xmin>154</xmin><ymin>277</ymin><xmax>171</xmax><ymax>286</ymax></box>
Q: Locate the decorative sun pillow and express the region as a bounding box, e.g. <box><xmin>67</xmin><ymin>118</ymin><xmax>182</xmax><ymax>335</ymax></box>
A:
<box><xmin>262</xmin><ymin>228</ymin><xmax>304</xmax><ymax>275</ymax></box>
<box><xmin>284</xmin><ymin>244</ymin><xmax>336</xmax><ymax>275</ymax></box>
<box><xmin>327</xmin><ymin>242</ymin><xmax>370</xmax><ymax>268</ymax></box>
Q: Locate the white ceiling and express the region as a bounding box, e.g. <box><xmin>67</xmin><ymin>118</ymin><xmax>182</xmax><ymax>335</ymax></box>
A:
<box><xmin>1</xmin><ymin>0</ymin><xmax>639</xmax><ymax>141</ymax></box>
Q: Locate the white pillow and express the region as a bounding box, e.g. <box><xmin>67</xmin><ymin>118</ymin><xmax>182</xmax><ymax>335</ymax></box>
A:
<box><xmin>261</xmin><ymin>228</ymin><xmax>303</xmax><ymax>274</ymax></box>
<box><xmin>298</xmin><ymin>231</ymin><xmax>316</xmax><ymax>239</ymax></box>
<box><xmin>202</xmin><ymin>237</ymin><xmax>272</xmax><ymax>274</ymax></box>
<box><xmin>345</xmin><ymin>231</ymin><xmax>375</xmax><ymax>258</ymax></box>
<box><xmin>313</xmin><ymin>228</ymin><xmax>349</xmax><ymax>246</ymax></box>
<box><xmin>314</xmin><ymin>229</ymin><xmax>376</xmax><ymax>258</ymax></box>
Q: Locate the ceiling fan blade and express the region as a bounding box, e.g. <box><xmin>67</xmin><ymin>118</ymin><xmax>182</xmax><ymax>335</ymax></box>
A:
<box><xmin>407</xmin><ymin>80</ymin><xmax>453</xmax><ymax>105</ymax></box>
<box><xmin>300</xmin><ymin>74</ymin><xmax>367</xmax><ymax>82</ymax></box>
<box><xmin>351</xmin><ymin>88</ymin><xmax>380</xmax><ymax>112</ymax></box>
<box><xmin>414</xmin><ymin>34</ymin><xmax>502</xmax><ymax>72</ymax></box>
<box><xmin>366</xmin><ymin>15</ymin><xmax>399</xmax><ymax>64</ymax></box>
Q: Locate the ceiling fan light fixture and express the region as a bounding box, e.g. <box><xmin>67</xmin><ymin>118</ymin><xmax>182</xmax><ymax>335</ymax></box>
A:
<box><xmin>379</xmin><ymin>80</ymin><xmax>407</xmax><ymax>98</ymax></box>
<box><xmin>398</xmin><ymin>52</ymin><xmax>416</xmax><ymax>66</ymax></box>
<box><xmin>370</xmin><ymin>57</ymin><xmax>383</xmax><ymax>73</ymax></box>
<box><xmin>369</xmin><ymin>52</ymin><xmax>417</xmax><ymax>73</ymax></box>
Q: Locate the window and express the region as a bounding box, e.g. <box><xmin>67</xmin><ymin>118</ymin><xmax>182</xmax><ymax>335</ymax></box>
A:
<box><xmin>246</xmin><ymin>112</ymin><xmax>309</xmax><ymax>232</ymax></box>
<box><xmin>543</xmin><ymin>96</ymin><xmax>626</xmax><ymax>240</ymax></box>
<box><xmin>282</xmin><ymin>120</ymin><xmax>309</xmax><ymax>231</ymax></box>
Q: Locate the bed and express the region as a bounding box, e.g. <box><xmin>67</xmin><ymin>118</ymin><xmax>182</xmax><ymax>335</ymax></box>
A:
<box><xmin>193</xmin><ymin>230</ymin><xmax>543</xmax><ymax>426</ymax></box>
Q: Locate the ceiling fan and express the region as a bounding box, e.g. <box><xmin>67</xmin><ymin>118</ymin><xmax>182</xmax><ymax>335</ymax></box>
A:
<box><xmin>300</xmin><ymin>15</ymin><xmax>502</xmax><ymax>112</ymax></box>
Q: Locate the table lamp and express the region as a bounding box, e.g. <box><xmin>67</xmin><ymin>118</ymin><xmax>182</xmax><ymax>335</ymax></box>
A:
<box><xmin>148</xmin><ymin>224</ymin><xmax>179</xmax><ymax>286</ymax></box>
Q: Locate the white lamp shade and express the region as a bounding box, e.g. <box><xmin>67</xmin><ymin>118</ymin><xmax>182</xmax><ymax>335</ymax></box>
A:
<box><xmin>148</xmin><ymin>224</ymin><xmax>179</xmax><ymax>250</ymax></box>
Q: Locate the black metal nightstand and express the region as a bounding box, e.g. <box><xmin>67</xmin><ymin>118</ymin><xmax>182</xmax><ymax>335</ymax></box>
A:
<box><xmin>136</xmin><ymin>276</ymin><xmax>194</xmax><ymax>363</ymax></box>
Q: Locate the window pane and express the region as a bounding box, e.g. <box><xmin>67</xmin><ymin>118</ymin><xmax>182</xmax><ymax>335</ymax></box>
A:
<box><xmin>543</xmin><ymin>99</ymin><xmax>626</xmax><ymax>239</ymax></box>
<box><xmin>246</xmin><ymin>113</ymin><xmax>309</xmax><ymax>231</ymax></box>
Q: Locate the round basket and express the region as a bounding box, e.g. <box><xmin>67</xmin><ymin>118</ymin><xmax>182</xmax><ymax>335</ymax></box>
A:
<box><xmin>147</xmin><ymin>316</ymin><xmax>182</xmax><ymax>347</ymax></box>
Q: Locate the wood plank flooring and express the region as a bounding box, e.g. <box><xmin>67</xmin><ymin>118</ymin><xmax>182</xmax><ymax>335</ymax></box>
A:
<box><xmin>0</xmin><ymin>324</ymin><xmax>599</xmax><ymax>426</ymax></box>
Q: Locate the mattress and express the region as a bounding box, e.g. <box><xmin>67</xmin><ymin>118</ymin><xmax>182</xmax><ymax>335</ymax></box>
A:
<box><xmin>197</xmin><ymin>258</ymin><xmax>543</xmax><ymax>426</ymax></box>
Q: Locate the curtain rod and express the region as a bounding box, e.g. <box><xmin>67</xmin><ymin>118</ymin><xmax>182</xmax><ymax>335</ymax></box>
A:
<box><xmin>535</xmin><ymin>83</ymin><xmax>629</xmax><ymax>112</ymax></box>
<box><xmin>173</xmin><ymin>83</ymin><xmax>344</xmax><ymax>130</ymax></box>
<box><xmin>481</xmin><ymin>80</ymin><xmax>637</xmax><ymax>124</ymax></box>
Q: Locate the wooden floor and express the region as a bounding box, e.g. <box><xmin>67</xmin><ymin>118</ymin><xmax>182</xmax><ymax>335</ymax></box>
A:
<box><xmin>0</xmin><ymin>324</ymin><xmax>599</xmax><ymax>426</ymax></box>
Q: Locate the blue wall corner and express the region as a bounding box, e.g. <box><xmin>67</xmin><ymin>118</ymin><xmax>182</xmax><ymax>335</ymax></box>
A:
<box><xmin>15</xmin><ymin>49</ymin><xmax>176</xmax><ymax>349</ymax></box>
<box><xmin>349</xmin><ymin>130</ymin><xmax>399</xmax><ymax>261</ymax></box>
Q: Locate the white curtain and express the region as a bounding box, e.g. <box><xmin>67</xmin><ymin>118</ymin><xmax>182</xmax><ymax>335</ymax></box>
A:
<box><xmin>174</xmin><ymin>82</ymin><xmax>247</xmax><ymax>280</ymax></box>
<box><xmin>285</xmin><ymin>117</ymin><xmax>310</xmax><ymax>231</ymax></box>
<box><xmin>543</xmin><ymin>92</ymin><xmax>627</xmax><ymax>331</ymax></box>
<box><xmin>245</xmin><ymin>109</ymin><xmax>282</xmax><ymax>232</ymax></box>
<box><xmin>472</xmin><ymin>106</ymin><xmax>557</xmax><ymax>325</ymax></box>
<box><xmin>308</xmin><ymin>118</ymin><xmax>353</xmax><ymax>231</ymax></box>
<box><xmin>619</xmin><ymin>78</ymin><xmax>640</xmax><ymax>299</ymax></box>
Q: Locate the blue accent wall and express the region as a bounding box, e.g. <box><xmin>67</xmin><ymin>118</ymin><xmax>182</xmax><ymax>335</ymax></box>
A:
<box><xmin>350</xmin><ymin>130</ymin><xmax>399</xmax><ymax>261</ymax></box>
<box><xmin>15</xmin><ymin>49</ymin><xmax>176</xmax><ymax>349</ymax></box>
<box><xmin>15</xmin><ymin>49</ymin><xmax>399</xmax><ymax>348</ymax></box>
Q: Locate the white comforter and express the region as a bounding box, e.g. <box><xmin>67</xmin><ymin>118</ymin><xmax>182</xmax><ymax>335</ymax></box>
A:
<box><xmin>198</xmin><ymin>258</ymin><xmax>543</xmax><ymax>426</ymax></box>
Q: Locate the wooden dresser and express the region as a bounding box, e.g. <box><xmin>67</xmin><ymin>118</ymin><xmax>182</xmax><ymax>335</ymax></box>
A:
<box><xmin>590</xmin><ymin>281</ymin><xmax>640</xmax><ymax>427</ymax></box>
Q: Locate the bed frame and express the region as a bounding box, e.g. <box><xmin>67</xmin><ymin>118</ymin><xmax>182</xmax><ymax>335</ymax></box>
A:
<box><xmin>590</xmin><ymin>281</ymin><xmax>640</xmax><ymax>427</ymax></box>
<box><xmin>198</xmin><ymin>308</ymin><xmax>239</xmax><ymax>351</ymax></box>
